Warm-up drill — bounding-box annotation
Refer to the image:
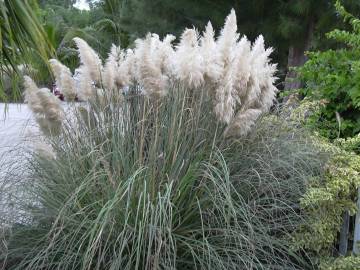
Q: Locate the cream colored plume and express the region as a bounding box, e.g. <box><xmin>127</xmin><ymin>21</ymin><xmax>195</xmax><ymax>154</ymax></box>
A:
<box><xmin>115</xmin><ymin>49</ymin><xmax>131</xmax><ymax>88</ymax></box>
<box><xmin>214</xmin><ymin>9</ymin><xmax>239</xmax><ymax>124</ymax></box>
<box><xmin>103</xmin><ymin>44</ymin><xmax>130</xmax><ymax>90</ymax></box>
<box><xmin>173</xmin><ymin>29</ymin><xmax>204</xmax><ymax>88</ymax></box>
<box><xmin>217</xmin><ymin>9</ymin><xmax>239</xmax><ymax>61</ymax></box>
<box><xmin>233</xmin><ymin>36</ymin><xmax>252</xmax><ymax>99</ymax></box>
<box><xmin>73</xmin><ymin>37</ymin><xmax>102</xmax><ymax>83</ymax></box>
<box><xmin>200</xmin><ymin>22</ymin><xmax>222</xmax><ymax>82</ymax></box>
<box><xmin>24</xmin><ymin>76</ymin><xmax>43</xmax><ymax>115</ymax></box>
<box><xmin>135</xmin><ymin>34</ymin><xmax>168</xmax><ymax>98</ymax></box>
<box><xmin>77</xmin><ymin>66</ymin><xmax>94</xmax><ymax>101</ymax></box>
<box><xmin>225</xmin><ymin>108</ymin><xmax>262</xmax><ymax>137</ymax></box>
<box><xmin>122</xmin><ymin>48</ymin><xmax>135</xmax><ymax>83</ymax></box>
<box><xmin>49</xmin><ymin>59</ymin><xmax>77</xmax><ymax>101</ymax></box>
<box><xmin>103</xmin><ymin>44</ymin><xmax>119</xmax><ymax>91</ymax></box>
<box><xmin>157</xmin><ymin>34</ymin><xmax>176</xmax><ymax>74</ymax></box>
<box><xmin>241</xmin><ymin>35</ymin><xmax>277</xmax><ymax>112</ymax></box>
<box><xmin>23</xmin><ymin>76</ymin><xmax>64</xmax><ymax>135</ymax></box>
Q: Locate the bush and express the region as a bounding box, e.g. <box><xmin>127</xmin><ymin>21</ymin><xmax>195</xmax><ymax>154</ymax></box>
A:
<box><xmin>289</xmin><ymin>99</ymin><xmax>360</xmax><ymax>266</ymax></box>
<box><xmin>320</xmin><ymin>256</ymin><xmax>360</xmax><ymax>270</ymax></box>
<box><xmin>298</xmin><ymin>1</ymin><xmax>360</xmax><ymax>139</ymax></box>
<box><xmin>292</xmin><ymin>134</ymin><xmax>360</xmax><ymax>253</ymax></box>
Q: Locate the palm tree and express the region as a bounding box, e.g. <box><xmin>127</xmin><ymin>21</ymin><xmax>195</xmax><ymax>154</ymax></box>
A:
<box><xmin>93</xmin><ymin>0</ymin><xmax>129</xmax><ymax>47</ymax></box>
<box><xmin>0</xmin><ymin>0</ymin><xmax>54</xmax><ymax>101</ymax></box>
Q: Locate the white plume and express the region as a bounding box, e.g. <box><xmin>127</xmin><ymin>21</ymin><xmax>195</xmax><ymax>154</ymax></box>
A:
<box><xmin>173</xmin><ymin>29</ymin><xmax>204</xmax><ymax>88</ymax></box>
<box><xmin>77</xmin><ymin>66</ymin><xmax>95</xmax><ymax>101</ymax></box>
<box><xmin>200</xmin><ymin>22</ymin><xmax>222</xmax><ymax>82</ymax></box>
<box><xmin>24</xmin><ymin>76</ymin><xmax>43</xmax><ymax>115</ymax></box>
<box><xmin>49</xmin><ymin>59</ymin><xmax>77</xmax><ymax>101</ymax></box>
<box><xmin>225</xmin><ymin>108</ymin><xmax>262</xmax><ymax>137</ymax></box>
<box><xmin>23</xmin><ymin>76</ymin><xmax>64</xmax><ymax>135</ymax></box>
<box><xmin>136</xmin><ymin>34</ymin><xmax>168</xmax><ymax>98</ymax></box>
<box><xmin>214</xmin><ymin>9</ymin><xmax>239</xmax><ymax>124</ymax></box>
<box><xmin>73</xmin><ymin>37</ymin><xmax>102</xmax><ymax>83</ymax></box>
<box><xmin>102</xmin><ymin>44</ymin><xmax>119</xmax><ymax>91</ymax></box>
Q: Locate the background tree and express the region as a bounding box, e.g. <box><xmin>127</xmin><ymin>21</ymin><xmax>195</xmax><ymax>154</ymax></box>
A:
<box><xmin>276</xmin><ymin>0</ymin><xmax>360</xmax><ymax>90</ymax></box>
<box><xmin>38</xmin><ymin>0</ymin><xmax>78</xmax><ymax>9</ymax></box>
<box><xmin>298</xmin><ymin>1</ymin><xmax>360</xmax><ymax>139</ymax></box>
<box><xmin>93</xmin><ymin>0</ymin><xmax>129</xmax><ymax>48</ymax></box>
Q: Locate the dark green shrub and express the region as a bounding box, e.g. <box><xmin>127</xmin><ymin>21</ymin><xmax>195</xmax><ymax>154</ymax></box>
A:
<box><xmin>298</xmin><ymin>1</ymin><xmax>360</xmax><ymax>139</ymax></box>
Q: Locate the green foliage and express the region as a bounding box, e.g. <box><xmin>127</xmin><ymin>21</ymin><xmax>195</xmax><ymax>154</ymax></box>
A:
<box><xmin>1</xmin><ymin>85</ymin><xmax>325</xmax><ymax>269</ymax></box>
<box><xmin>290</xmin><ymin>99</ymin><xmax>360</xmax><ymax>262</ymax></box>
<box><xmin>299</xmin><ymin>1</ymin><xmax>360</xmax><ymax>139</ymax></box>
<box><xmin>293</xmin><ymin>136</ymin><xmax>360</xmax><ymax>253</ymax></box>
<box><xmin>38</xmin><ymin>0</ymin><xmax>77</xmax><ymax>9</ymax></box>
<box><xmin>320</xmin><ymin>255</ymin><xmax>360</xmax><ymax>270</ymax></box>
<box><xmin>37</xmin><ymin>1</ymin><xmax>129</xmax><ymax>73</ymax></box>
<box><xmin>39</xmin><ymin>4</ymin><xmax>108</xmax><ymax>69</ymax></box>
<box><xmin>0</xmin><ymin>0</ymin><xmax>54</xmax><ymax>101</ymax></box>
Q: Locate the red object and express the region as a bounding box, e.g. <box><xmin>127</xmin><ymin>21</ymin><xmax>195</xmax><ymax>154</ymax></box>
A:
<box><xmin>54</xmin><ymin>89</ymin><xmax>65</xmax><ymax>101</ymax></box>
<box><xmin>52</xmin><ymin>83</ymin><xmax>79</xmax><ymax>102</ymax></box>
<box><xmin>52</xmin><ymin>84</ymin><xmax>64</xmax><ymax>101</ymax></box>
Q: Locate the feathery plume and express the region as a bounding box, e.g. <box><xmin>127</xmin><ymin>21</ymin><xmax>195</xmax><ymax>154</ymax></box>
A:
<box><xmin>103</xmin><ymin>44</ymin><xmax>119</xmax><ymax>91</ymax></box>
<box><xmin>23</xmin><ymin>76</ymin><xmax>64</xmax><ymax>135</ymax></box>
<box><xmin>173</xmin><ymin>29</ymin><xmax>204</xmax><ymax>88</ymax></box>
<box><xmin>217</xmin><ymin>9</ymin><xmax>238</xmax><ymax>60</ymax></box>
<box><xmin>73</xmin><ymin>37</ymin><xmax>102</xmax><ymax>83</ymax></box>
<box><xmin>233</xmin><ymin>36</ymin><xmax>252</xmax><ymax>99</ymax></box>
<box><xmin>24</xmin><ymin>76</ymin><xmax>43</xmax><ymax>115</ymax></box>
<box><xmin>49</xmin><ymin>59</ymin><xmax>77</xmax><ymax>101</ymax></box>
<box><xmin>157</xmin><ymin>34</ymin><xmax>176</xmax><ymax>75</ymax></box>
<box><xmin>116</xmin><ymin>49</ymin><xmax>131</xmax><ymax>89</ymax></box>
<box><xmin>214</xmin><ymin>9</ymin><xmax>239</xmax><ymax>124</ymax></box>
<box><xmin>241</xmin><ymin>35</ymin><xmax>277</xmax><ymax>111</ymax></box>
<box><xmin>103</xmin><ymin>44</ymin><xmax>130</xmax><ymax>90</ymax></box>
<box><xmin>122</xmin><ymin>48</ymin><xmax>135</xmax><ymax>83</ymax></box>
<box><xmin>200</xmin><ymin>22</ymin><xmax>222</xmax><ymax>82</ymax></box>
<box><xmin>214</xmin><ymin>69</ymin><xmax>235</xmax><ymax>124</ymax></box>
<box><xmin>77</xmin><ymin>66</ymin><xmax>95</xmax><ymax>101</ymax></box>
<box><xmin>136</xmin><ymin>34</ymin><xmax>168</xmax><ymax>98</ymax></box>
<box><xmin>36</xmin><ymin>88</ymin><xmax>64</xmax><ymax>123</ymax></box>
<box><xmin>225</xmin><ymin>108</ymin><xmax>262</xmax><ymax>137</ymax></box>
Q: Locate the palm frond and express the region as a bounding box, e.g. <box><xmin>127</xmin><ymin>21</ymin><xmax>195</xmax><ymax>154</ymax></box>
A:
<box><xmin>0</xmin><ymin>0</ymin><xmax>54</xmax><ymax>101</ymax></box>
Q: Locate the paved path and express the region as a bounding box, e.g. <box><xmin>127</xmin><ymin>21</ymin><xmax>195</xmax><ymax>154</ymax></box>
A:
<box><xmin>0</xmin><ymin>103</ymin><xmax>38</xmax><ymax>225</ymax></box>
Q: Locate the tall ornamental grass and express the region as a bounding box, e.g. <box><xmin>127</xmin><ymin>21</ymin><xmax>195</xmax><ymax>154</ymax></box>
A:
<box><xmin>2</xmin><ymin>10</ymin><xmax>325</xmax><ymax>270</ymax></box>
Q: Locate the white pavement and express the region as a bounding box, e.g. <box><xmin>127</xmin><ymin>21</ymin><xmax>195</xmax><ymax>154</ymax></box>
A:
<box><xmin>0</xmin><ymin>103</ymin><xmax>39</xmax><ymax>226</ymax></box>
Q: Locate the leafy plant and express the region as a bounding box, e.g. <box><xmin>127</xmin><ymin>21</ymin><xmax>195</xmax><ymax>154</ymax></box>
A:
<box><xmin>292</xmin><ymin>135</ymin><xmax>360</xmax><ymax>253</ymax></box>
<box><xmin>0</xmin><ymin>0</ymin><xmax>53</xmax><ymax>101</ymax></box>
<box><xmin>298</xmin><ymin>1</ymin><xmax>360</xmax><ymax>139</ymax></box>
<box><xmin>320</xmin><ymin>255</ymin><xmax>360</xmax><ymax>270</ymax></box>
<box><xmin>290</xmin><ymin>99</ymin><xmax>360</xmax><ymax>265</ymax></box>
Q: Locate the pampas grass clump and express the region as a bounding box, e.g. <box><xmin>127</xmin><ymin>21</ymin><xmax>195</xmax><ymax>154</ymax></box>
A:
<box><xmin>3</xmin><ymin>87</ymin><xmax>323</xmax><ymax>269</ymax></box>
<box><xmin>1</xmin><ymin>9</ymin><xmax>325</xmax><ymax>270</ymax></box>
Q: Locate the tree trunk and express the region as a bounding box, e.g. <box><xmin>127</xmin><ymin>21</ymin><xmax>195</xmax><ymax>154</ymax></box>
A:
<box><xmin>339</xmin><ymin>211</ymin><xmax>350</xmax><ymax>255</ymax></box>
<box><xmin>353</xmin><ymin>188</ymin><xmax>360</xmax><ymax>255</ymax></box>
<box><xmin>284</xmin><ymin>19</ymin><xmax>314</xmax><ymax>91</ymax></box>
